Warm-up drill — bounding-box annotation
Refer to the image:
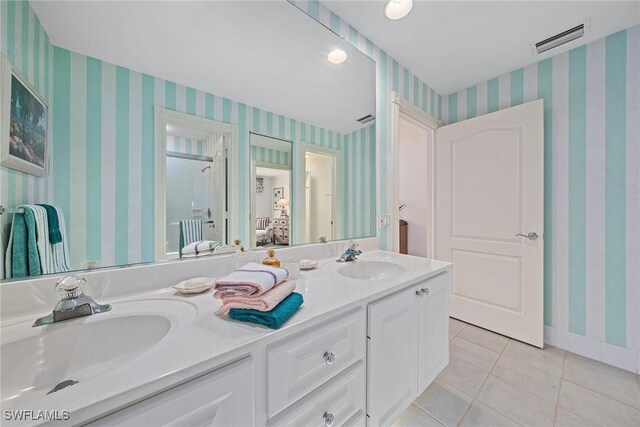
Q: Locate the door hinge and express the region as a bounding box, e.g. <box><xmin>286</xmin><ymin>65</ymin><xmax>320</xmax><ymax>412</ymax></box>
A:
<box><xmin>0</xmin><ymin>205</ymin><xmax>4</xmax><ymax>215</ymax></box>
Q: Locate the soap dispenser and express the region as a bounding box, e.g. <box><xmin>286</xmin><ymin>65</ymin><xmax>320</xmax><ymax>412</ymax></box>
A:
<box><xmin>262</xmin><ymin>249</ymin><xmax>281</xmax><ymax>267</ymax></box>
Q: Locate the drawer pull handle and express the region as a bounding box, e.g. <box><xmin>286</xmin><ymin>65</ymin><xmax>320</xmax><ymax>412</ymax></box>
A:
<box><xmin>324</xmin><ymin>412</ymin><xmax>335</xmax><ymax>426</ymax></box>
<box><xmin>415</xmin><ymin>289</ymin><xmax>424</xmax><ymax>298</ymax></box>
<box><xmin>422</xmin><ymin>287</ymin><xmax>430</xmax><ymax>296</ymax></box>
<box><xmin>323</xmin><ymin>351</ymin><xmax>336</xmax><ymax>365</ymax></box>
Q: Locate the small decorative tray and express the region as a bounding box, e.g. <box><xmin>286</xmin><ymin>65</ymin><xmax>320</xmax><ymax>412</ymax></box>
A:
<box><xmin>173</xmin><ymin>277</ymin><xmax>216</xmax><ymax>294</ymax></box>
<box><xmin>299</xmin><ymin>259</ymin><xmax>318</xmax><ymax>270</ymax></box>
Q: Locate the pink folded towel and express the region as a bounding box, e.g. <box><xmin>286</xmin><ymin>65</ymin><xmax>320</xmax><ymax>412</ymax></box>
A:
<box><xmin>219</xmin><ymin>280</ymin><xmax>296</xmax><ymax>316</ymax></box>
<box><xmin>214</xmin><ymin>262</ymin><xmax>289</xmax><ymax>298</ymax></box>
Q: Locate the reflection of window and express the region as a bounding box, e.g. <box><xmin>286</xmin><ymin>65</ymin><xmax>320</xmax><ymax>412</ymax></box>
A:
<box><xmin>256</xmin><ymin>177</ymin><xmax>264</xmax><ymax>194</ymax></box>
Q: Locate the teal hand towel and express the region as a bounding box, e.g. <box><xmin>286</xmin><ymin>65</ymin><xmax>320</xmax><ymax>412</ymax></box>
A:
<box><xmin>10</xmin><ymin>208</ymin><xmax>41</xmax><ymax>278</ymax></box>
<box><xmin>228</xmin><ymin>292</ymin><xmax>303</xmax><ymax>329</ymax></box>
<box><xmin>37</xmin><ymin>204</ymin><xmax>62</xmax><ymax>244</ymax></box>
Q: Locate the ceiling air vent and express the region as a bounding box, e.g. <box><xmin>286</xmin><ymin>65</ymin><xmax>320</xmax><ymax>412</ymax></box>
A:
<box><xmin>357</xmin><ymin>114</ymin><xmax>376</xmax><ymax>124</ymax></box>
<box><xmin>535</xmin><ymin>24</ymin><xmax>584</xmax><ymax>54</ymax></box>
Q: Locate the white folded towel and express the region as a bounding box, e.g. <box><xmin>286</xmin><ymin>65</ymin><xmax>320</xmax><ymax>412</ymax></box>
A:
<box><xmin>181</xmin><ymin>240</ymin><xmax>220</xmax><ymax>258</ymax></box>
<box><xmin>214</xmin><ymin>262</ymin><xmax>289</xmax><ymax>298</ymax></box>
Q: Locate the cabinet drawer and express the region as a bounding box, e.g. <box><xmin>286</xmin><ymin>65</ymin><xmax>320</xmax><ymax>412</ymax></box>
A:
<box><xmin>269</xmin><ymin>362</ymin><xmax>365</xmax><ymax>427</ymax></box>
<box><xmin>267</xmin><ymin>308</ymin><xmax>366</xmax><ymax>417</ymax></box>
<box><xmin>88</xmin><ymin>357</ymin><xmax>254</xmax><ymax>427</ymax></box>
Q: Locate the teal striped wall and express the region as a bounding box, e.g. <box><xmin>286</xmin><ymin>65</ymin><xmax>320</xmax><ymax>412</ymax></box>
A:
<box><xmin>440</xmin><ymin>26</ymin><xmax>640</xmax><ymax>352</ymax></box>
<box><xmin>291</xmin><ymin>0</ymin><xmax>444</xmax><ymax>250</ymax></box>
<box><xmin>251</xmin><ymin>145</ymin><xmax>291</xmax><ymax>168</ymax></box>
<box><xmin>1</xmin><ymin>0</ymin><xmax>377</xmax><ymax>273</ymax></box>
<box><xmin>343</xmin><ymin>124</ymin><xmax>376</xmax><ymax>239</ymax></box>
<box><xmin>0</xmin><ymin>0</ymin><xmax>52</xmax><ymax>216</ymax></box>
<box><xmin>166</xmin><ymin>136</ymin><xmax>209</xmax><ymax>157</ymax></box>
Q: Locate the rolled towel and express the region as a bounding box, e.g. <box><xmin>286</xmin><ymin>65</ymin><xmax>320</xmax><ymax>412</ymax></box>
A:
<box><xmin>219</xmin><ymin>280</ymin><xmax>296</xmax><ymax>315</ymax></box>
<box><xmin>214</xmin><ymin>262</ymin><xmax>288</xmax><ymax>298</ymax></box>
<box><xmin>227</xmin><ymin>292</ymin><xmax>303</xmax><ymax>329</ymax></box>
<box><xmin>181</xmin><ymin>240</ymin><xmax>220</xmax><ymax>258</ymax></box>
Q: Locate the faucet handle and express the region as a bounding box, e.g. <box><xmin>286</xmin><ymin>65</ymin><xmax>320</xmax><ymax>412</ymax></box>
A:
<box><xmin>55</xmin><ymin>275</ymin><xmax>87</xmax><ymax>299</ymax></box>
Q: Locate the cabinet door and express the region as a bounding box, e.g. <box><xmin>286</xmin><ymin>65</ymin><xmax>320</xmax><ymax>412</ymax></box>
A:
<box><xmin>367</xmin><ymin>286</ymin><xmax>419</xmax><ymax>427</ymax></box>
<box><xmin>417</xmin><ymin>272</ymin><xmax>451</xmax><ymax>392</ymax></box>
<box><xmin>88</xmin><ymin>357</ymin><xmax>254</xmax><ymax>427</ymax></box>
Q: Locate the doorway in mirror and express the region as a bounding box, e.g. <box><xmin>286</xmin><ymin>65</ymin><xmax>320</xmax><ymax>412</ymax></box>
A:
<box><xmin>304</xmin><ymin>144</ymin><xmax>343</xmax><ymax>243</ymax></box>
<box><xmin>250</xmin><ymin>133</ymin><xmax>293</xmax><ymax>249</ymax></box>
<box><xmin>304</xmin><ymin>150</ymin><xmax>337</xmax><ymax>244</ymax></box>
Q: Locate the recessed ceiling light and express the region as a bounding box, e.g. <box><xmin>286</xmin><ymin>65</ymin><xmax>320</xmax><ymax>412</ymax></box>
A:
<box><xmin>327</xmin><ymin>49</ymin><xmax>347</xmax><ymax>65</ymax></box>
<box><xmin>385</xmin><ymin>0</ymin><xmax>413</xmax><ymax>20</ymax></box>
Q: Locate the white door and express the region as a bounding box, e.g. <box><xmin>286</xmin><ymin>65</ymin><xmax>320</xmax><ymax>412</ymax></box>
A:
<box><xmin>211</xmin><ymin>133</ymin><xmax>226</xmax><ymax>244</ymax></box>
<box><xmin>435</xmin><ymin>99</ymin><xmax>544</xmax><ymax>347</ymax></box>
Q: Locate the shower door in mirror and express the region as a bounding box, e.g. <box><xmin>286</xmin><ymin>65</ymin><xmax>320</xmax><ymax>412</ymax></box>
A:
<box><xmin>160</xmin><ymin>110</ymin><xmax>234</xmax><ymax>260</ymax></box>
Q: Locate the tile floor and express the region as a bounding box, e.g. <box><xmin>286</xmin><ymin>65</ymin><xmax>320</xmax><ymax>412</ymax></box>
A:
<box><xmin>393</xmin><ymin>318</ymin><xmax>640</xmax><ymax>427</ymax></box>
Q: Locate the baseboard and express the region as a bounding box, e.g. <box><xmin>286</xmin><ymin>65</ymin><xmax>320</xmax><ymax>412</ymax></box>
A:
<box><xmin>544</xmin><ymin>326</ymin><xmax>639</xmax><ymax>374</ymax></box>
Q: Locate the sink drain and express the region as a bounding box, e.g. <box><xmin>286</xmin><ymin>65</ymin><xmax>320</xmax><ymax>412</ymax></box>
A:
<box><xmin>47</xmin><ymin>379</ymin><xmax>78</xmax><ymax>395</ymax></box>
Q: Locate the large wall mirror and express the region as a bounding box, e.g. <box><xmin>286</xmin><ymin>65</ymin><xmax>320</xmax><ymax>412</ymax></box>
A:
<box><xmin>0</xmin><ymin>1</ymin><xmax>376</xmax><ymax>281</ymax></box>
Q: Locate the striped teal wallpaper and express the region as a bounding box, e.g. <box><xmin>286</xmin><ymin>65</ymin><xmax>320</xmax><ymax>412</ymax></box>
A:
<box><xmin>291</xmin><ymin>0</ymin><xmax>445</xmax><ymax>249</ymax></box>
<box><xmin>1</xmin><ymin>0</ymin><xmax>377</xmax><ymax>272</ymax></box>
<box><xmin>166</xmin><ymin>136</ymin><xmax>209</xmax><ymax>157</ymax></box>
<box><xmin>440</xmin><ymin>26</ymin><xmax>640</xmax><ymax>352</ymax></box>
<box><xmin>251</xmin><ymin>145</ymin><xmax>291</xmax><ymax>168</ymax></box>
<box><xmin>0</xmin><ymin>0</ymin><xmax>52</xmax><ymax>216</ymax></box>
<box><xmin>343</xmin><ymin>124</ymin><xmax>376</xmax><ymax>239</ymax></box>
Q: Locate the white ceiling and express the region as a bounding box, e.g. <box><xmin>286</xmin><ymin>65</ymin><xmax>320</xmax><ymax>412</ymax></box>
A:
<box><xmin>31</xmin><ymin>1</ymin><xmax>375</xmax><ymax>134</ymax></box>
<box><xmin>322</xmin><ymin>1</ymin><xmax>640</xmax><ymax>95</ymax></box>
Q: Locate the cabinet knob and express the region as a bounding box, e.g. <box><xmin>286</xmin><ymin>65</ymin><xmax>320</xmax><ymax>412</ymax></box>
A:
<box><xmin>323</xmin><ymin>351</ymin><xmax>336</xmax><ymax>365</ymax></box>
<box><xmin>422</xmin><ymin>287</ymin><xmax>430</xmax><ymax>296</ymax></box>
<box><xmin>415</xmin><ymin>289</ymin><xmax>424</xmax><ymax>298</ymax></box>
<box><xmin>324</xmin><ymin>412</ymin><xmax>335</xmax><ymax>426</ymax></box>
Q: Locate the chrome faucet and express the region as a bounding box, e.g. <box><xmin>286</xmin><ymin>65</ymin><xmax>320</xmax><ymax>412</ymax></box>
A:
<box><xmin>33</xmin><ymin>275</ymin><xmax>112</xmax><ymax>327</ymax></box>
<box><xmin>337</xmin><ymin>240</ymin><xmax>362</xmax><ymax>263</ymax></box>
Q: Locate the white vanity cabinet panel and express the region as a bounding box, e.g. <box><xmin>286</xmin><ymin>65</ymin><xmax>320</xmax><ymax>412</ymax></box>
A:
<box><xmin>267</xmin><ymin>308</ymin><xmax>366</xmax><ymax>417</ymax></box>
<box><xmin>268</xmin><ymin>362</ymin><xmax>365</xmax><ymax>427</ymax></box>
<box><xmin>88</xmin><ymin>357</ymin><xmax>254</xmax><ymax>427</ymax></box>
<box><xmin>418</xmin><ymin>272</ymin><xmax>450</xmax><ymax>391</ymax></box>
<box><xmin>367</xmin><ymin>271</ymin><xmax>451</xmax><ymax>427</ymax></box>
<box><xmin>366</xmin><ymin>286</ymin><xmax>419</xmax><ymax>427</ymax></box>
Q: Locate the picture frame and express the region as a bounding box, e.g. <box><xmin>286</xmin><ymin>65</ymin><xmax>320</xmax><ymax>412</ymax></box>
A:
<box><xmin>273</xmin><ymin>187</ymin><xmax>284</xmax><ymax>209</ymax></box>
<box><xmin>0</xmin><ymin>54</ymin><xmax>49</xmax><ymax>177</ymax></box>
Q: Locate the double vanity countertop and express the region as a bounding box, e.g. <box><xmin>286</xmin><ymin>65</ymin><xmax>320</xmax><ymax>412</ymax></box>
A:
<box><xmin>1</xmin><ymin>250</ymin><xmax>451</xmax><ymax>425</ymax></box>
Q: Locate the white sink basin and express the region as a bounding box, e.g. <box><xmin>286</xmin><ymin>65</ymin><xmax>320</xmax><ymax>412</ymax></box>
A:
<box><xmin>337</xmin><ymin>260</ymin><xmax>405</xmax><ymax>281</ymax></box>
<box><xmin>1</xmin><ymin>299</ymin><xmax>196</xmax><ymax>407</ymax></box>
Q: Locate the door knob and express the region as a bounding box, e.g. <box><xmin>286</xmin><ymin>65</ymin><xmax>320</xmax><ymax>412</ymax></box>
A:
<box><xmin>516</xmin><ymin>232</ymin><xmax>539</xmax><ymax>240</ymax></box>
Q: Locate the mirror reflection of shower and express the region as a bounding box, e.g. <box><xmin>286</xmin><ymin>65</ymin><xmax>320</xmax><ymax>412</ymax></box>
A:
<box><xmin>164</xmin><ymin>123</ymin><xmax>227</xmax><ymax>259</ymax></box>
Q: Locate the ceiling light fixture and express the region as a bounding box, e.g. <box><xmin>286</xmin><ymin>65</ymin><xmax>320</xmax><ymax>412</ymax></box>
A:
<box><xmin>327</xmin><ymin>49</ymin><xmax>347</xmax><ymax>64</ymax></box>
<box><xmin>385</xmin><ymin>0</ymin><xmax>413</xmax><ymax>20</ymax></box>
